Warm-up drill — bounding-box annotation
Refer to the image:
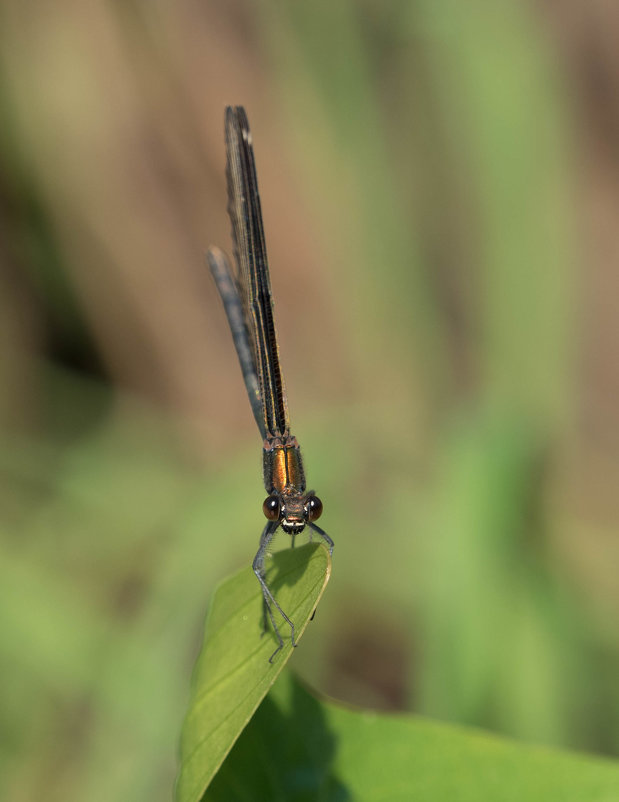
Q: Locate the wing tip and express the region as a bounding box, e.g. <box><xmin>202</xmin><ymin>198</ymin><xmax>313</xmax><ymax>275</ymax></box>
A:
<box><xmin>225</xmin><ymin>105</ymin><xmax>251</xmax><ymax>144</ymax></box>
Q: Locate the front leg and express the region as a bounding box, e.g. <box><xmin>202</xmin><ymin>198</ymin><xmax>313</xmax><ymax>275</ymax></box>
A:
<box><xmin>253</xmin><ymin>520</ymin><xmax>297</xmax><ymax>662</ymax></box>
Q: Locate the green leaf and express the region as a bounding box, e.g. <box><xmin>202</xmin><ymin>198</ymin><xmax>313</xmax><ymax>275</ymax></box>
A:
<box><xmin>206</xmin><ymin>672</ymin><xmax>619</xmax><ymax>802</ymax></box>
<box><xmin>176</xmin><ymin>543</ymin><xmax>331</xmax><ymax>802</ymax></box>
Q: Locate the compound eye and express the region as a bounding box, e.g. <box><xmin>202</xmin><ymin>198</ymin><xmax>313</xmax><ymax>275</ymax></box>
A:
<box><xmin>306</xmin><ymin>495</ymin><xmax>323</xmax><ymax>522</ymax></box>
<box><xmin>262</xmin><ymin>495</ymin><xmax>280</xmax><ymax>521</ymax></box>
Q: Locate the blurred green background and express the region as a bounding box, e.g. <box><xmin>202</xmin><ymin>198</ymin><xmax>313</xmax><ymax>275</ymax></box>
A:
<box><xmin>2</xmin><ymin>1</ymin><xmax>619</xmax><ymax>799</ymax></box>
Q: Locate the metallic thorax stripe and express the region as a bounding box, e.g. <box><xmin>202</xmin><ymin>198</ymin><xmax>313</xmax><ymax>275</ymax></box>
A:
<box><xmin>263</xmin><ymin>436</ymin><xmax>306</xmax><ymax>494</ymax></box>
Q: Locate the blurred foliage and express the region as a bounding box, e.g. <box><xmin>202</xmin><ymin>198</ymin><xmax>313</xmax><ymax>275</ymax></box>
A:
<box><xmin>206</xmin><ymin>670</ymin><xmax>619</xmax><ymax>802</ymax></box>
<box><xmin>1</xmin><ymin>1</ymin><xmax>619</xmax><ymax>800</ymax></box>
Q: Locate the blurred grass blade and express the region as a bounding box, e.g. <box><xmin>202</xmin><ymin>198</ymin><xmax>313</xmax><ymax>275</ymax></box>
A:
<box><xmin>206</xmin><ymin>671</ymin><xmax>619</xmax><ymax>802</ymax></box>
<box><xmin>176</xmin><ymin>543</ymin><xmax>331</xmax><ymax>802</ymax></box>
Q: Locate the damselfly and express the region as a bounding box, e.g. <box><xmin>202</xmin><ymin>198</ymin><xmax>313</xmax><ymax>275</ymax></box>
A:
<box><xmin>208</xmin><ymin>106</ymin><xmax>334</xmax><ymax>661</ymax></box>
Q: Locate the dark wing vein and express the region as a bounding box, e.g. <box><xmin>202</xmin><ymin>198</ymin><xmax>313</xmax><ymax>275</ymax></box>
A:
<box><xmin>225</xmin><ymin>106</ymin><xmax>290</xmax><ymax>438</ymax></box>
